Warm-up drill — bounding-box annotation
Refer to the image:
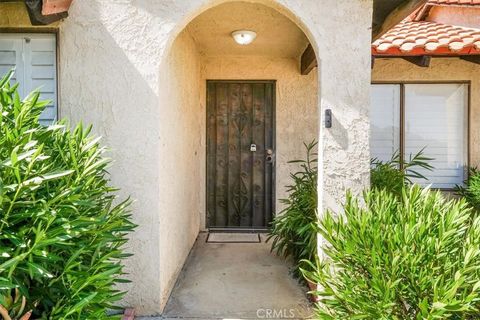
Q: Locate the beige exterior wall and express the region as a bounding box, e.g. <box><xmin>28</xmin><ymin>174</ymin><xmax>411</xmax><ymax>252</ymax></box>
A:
<box><xmin>372</xmin><ymin>58</ymin><xmax>480</xmax><ymax>167</ymax></box>
<box><xmin>0</xmin><ymin>0</ymin><xmax>373</xmax><ymax>315</ymax></box>
<box><xmin>157</xmin><ymin>30</ymin><xmax>203</xmax><ymax>308</ymax></box>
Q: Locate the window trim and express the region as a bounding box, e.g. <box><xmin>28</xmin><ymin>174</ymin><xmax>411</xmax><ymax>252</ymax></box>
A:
<box><xmin>371</xmin><ymin>80</ymin><xmax>471</xmax><ymax>191</ymax></box>
<box><xmin>0</xmin><ymin>28</ymin><xmax>59</xmax><ymax>121</ymax></box>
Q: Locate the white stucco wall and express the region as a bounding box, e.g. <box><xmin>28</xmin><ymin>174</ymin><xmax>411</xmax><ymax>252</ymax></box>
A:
<box><xmin>373</xmin><ymin>57</ymin><xmax>480</xmax><ymax>167</ymax></box>
<box><xmin>0</xmin><ymin>0</ymin><xmax>373</xmax><ymax>315</ymax></box>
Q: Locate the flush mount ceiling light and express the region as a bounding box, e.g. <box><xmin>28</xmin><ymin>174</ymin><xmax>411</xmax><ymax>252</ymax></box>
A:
<box><xmin>231</xmin><ymin>30</ymin><xmax>257</xmax><ymax>45</ymax></box>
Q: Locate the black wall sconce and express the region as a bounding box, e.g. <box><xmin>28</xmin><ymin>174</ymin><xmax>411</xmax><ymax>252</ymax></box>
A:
<box><xmin>325</xmin><ymin>109</ymin><xmax>332</xmax><ymax>128</ymax></box>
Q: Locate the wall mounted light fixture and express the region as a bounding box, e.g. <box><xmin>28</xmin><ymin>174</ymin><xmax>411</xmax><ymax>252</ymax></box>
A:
<box><xmin>325</xmin><ymin>109</ymin><xmax>332</xmax><ymax>128</ymax></box>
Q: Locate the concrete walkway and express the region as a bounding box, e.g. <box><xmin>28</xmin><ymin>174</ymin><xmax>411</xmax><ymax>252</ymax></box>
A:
<box><xmin>139</xmin><ymin>232</ymin><xmax>312</xmax><ymax>320</ymax></box>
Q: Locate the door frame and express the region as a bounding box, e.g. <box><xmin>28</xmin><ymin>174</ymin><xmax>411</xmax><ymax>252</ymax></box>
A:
<box><xmin>205</xmin><ymin>79</ymin><xmax>277</xmax><ymax>232</ymax></box>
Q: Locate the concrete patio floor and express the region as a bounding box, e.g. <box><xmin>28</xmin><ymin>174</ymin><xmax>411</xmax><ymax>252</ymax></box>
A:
<box><xmin>139</xmin><ymin>232</ymin><xmax>312</xmax><ymax>320</ymax></box>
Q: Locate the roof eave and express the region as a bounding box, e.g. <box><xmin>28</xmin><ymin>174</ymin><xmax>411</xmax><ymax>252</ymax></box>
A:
<box><xmin>373</xmin><ymin>0</ymin><xmax>429</xmax><ymax>40</ymax></box>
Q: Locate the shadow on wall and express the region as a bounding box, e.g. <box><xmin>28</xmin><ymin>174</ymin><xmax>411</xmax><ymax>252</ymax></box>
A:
<box><xmin>328</xmin><ymin>110</ymin><xmax>348</xmax><ymax>150</ymax></box>
<box><xmin>73</xmin><ymin>0</ymin><xmax>205</xmax><ymax>315</ymax></box>
<box><xmin>59</xmin><ymin>0</ymin><xmax>200</xmax><ymax>315</ymax></box>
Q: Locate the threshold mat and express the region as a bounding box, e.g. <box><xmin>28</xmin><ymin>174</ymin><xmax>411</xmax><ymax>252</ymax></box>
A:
<box><xmin>206</xmin><ymin>232</ymin><xmax>261</xmax><ymax>243</ymax></box>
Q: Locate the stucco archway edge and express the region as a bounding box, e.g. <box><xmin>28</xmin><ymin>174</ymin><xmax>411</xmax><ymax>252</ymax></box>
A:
<box><xmin>160</xmin><ymin>0</ymin><xmax>321</xmax><ymax>61</ymax></box>
<box><xmin>153</xmin><ymin>0</ymin><xmax>372</xmax><ymax>314</ymax></box>
<box><xmin>154</xmin><ymin>3</ymin><xmax>324</xmax><ymax>315</ymax></box>
<box><xmin>2</xmin><ymin>0</ymin><xmax>372</xmax><ymax>316</ymax></box>
<box><xmin>157</xmin><ymin>0</ymin><xmax>373</xmax><ymax>217</ymax></box>
<box><xmin>53</xmin><ymin>0</ymin><xmax>373</xmax><ymax>316</ymax></box>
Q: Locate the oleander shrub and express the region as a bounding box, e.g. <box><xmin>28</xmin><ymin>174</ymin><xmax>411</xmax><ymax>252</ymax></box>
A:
<box><xmin>267</xmin><ymin>141</ymin><xmax>319</xmax><ymax>276</ymax></box>
<box><xmin>456</xmin><ymin>168</ymin><xmax>480</xmax><ymax>212</ymax></box>
<box><xmin>0</xmin><ymin>70</ymin><xmax>135</xmax><ymax>319</ymax></box>
<box><xmin>302</xmin><ymin>186</ymin><xmax>480</xmax><ymax>319</ymax></box>
<box><xmin>0</xmin><ymin>289</ymin><xmax>33</xmax><ymax>320</ymax></box>
<box><xmin>371</xmin><ymin>149</ymin><xmax>433</xmax><ymax>195</ymax></box>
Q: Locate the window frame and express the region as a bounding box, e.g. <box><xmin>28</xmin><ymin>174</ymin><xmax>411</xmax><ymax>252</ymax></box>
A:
<box><xmin>371</xmin><ymin>80</ymin><xmax>471</xmax><ymax>191</ymax></box>
<box><xmin>0</xmin><ymin>28</ymin><xmax>59</xmax><ymax>121</ymax></box>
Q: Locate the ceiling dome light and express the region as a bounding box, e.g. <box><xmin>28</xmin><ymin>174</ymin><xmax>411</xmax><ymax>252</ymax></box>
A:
<box><xmin>231</xmin><ymin>30</ymin><xmax>257</xmax><ymax>45</ymax></box>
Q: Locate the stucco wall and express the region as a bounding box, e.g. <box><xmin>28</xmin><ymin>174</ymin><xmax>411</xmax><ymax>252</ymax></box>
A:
<box><xmin>0</xmin><ymin>0</ymin><xmax>374</xmax><ymax>315</ymax></box>
<box><xmin>372</xmin><ymin>58</ymin><xmax>480</xmax><ymax>167</ymax></box>
<box><xmin>157</xmin><ymin>29</ymin><xmax>203</xmax><ymax>305</ymax></box>
<box><xmin>57</xmin><ymin>2</ymin><xmax>168</xmax><ymax>313</ymax></box>
<box><xmin>200</xmin><ymin>55</ymin><xmax>319</xmax><ymax>225</ymax></box>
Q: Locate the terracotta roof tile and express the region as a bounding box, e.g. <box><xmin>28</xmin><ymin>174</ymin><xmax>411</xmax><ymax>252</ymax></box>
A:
<box><xmin>372</xmin><ymin>20</ymin><xmax>480</xmax><ymax>56</ymax></box>
<box><xmin>427</xmin><ymin>0</ymin><xmax>480</xmax><ymax>6</ymax></box>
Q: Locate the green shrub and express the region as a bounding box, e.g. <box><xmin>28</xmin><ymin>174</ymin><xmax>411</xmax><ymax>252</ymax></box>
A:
<box><xmin>456</xmin><ymin>168</ymin><xmax>480</xmax><ymax>211</ymax></box>
<box><xmin>267</xmin><ymin>141</ymin><xmax>319</xmax><ymax>275</ymax></box>
<box><xmin>303</xmin><ymin>186</ymin><xmax>480</xmax><ymax>319</ymax></box>
<box><xmin>371</xmin><ymin>149</ymin><xmax>433</xmax><ymax>195</ymax></box>
<box><xmin>0</xmin><ymin>70</ymin><xmax>135</xmax><ymax>319</ymax></box>
<box><xmin>0</xmin><ymin>289</ymin><xmax>32</xmax><ymax>320</ymax></box>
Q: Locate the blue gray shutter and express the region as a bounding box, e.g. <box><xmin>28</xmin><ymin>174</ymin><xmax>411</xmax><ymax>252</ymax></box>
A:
<box><xmin>0</xmin><ymin>34</ymin><xmax>57</xmax><ymax>125</ymax></box>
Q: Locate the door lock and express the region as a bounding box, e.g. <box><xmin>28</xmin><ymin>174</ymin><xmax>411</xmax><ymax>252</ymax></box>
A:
<box><xmin>266</xmin><ymin>149</ymin><xmax>274</xmax><ymax>163</ymax></box>
<box><xmin>250</xmin><ymin>144</ymin><xmax>257</xmax><ymax>152</ymax></box>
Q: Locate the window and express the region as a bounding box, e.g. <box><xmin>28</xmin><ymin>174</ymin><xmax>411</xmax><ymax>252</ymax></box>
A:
<box><xmin>0</xmin><ymin>33</ymin><xmax>57</xmax><ymax>125</ymax></box>
<box><xmin>371</xmin><ymin>83</ymin><xmax>468</xmax><ymax>189</ymax></box>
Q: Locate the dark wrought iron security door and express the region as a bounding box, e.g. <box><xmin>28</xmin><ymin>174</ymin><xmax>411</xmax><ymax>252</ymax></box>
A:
<box><xmin>206</xmin><ymin>81</ymin><xmax>275</xmax><ymax>229</ymax></box>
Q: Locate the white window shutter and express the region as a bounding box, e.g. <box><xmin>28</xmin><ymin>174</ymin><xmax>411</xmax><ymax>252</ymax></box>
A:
<box><xmin>370</xmin><ymin>84</ymin><xmax>401</xmax><ymax>162</ymax></box>
<box><xmin>405</xmin><ymin>84</ymin><xmax>467</xmax><ymax>189</ymax></box>
<box><xmin>24</xmin><ymin>35</ymin><xmax>57</xmax><ymax>125</ymax></box>
<box><xmin>0</xmin><ymin>37</ymin><xmax>25</xmax><ymax>95</ymax></box>
<box><xmin>0</xmin><ymin>34</ymin><xmax>57</xmax><ymax>125</ymax></box>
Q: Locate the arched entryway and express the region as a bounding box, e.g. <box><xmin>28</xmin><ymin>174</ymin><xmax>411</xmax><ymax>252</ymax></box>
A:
<box><xmin>156</xmin><ymin>0</ymin><xmax>320</xmax><ymax>317</ymax></box>
<box><xmin>0</xmin><ymin>0</ymin><xmax>375</xmax><ymax>316</ymax></box>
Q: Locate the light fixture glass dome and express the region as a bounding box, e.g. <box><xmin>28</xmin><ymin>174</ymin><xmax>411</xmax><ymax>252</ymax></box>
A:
<box><xmin>231</xmin><ymin>30</ymin><xmax>257</xmax><ymax>45</ymax></box>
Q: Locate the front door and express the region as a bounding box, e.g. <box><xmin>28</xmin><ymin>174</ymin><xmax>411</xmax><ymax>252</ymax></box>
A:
<box><xmin>206</xmin><ymin>81</ymin><xmax>275</xmax><ymax>229</ymax></box>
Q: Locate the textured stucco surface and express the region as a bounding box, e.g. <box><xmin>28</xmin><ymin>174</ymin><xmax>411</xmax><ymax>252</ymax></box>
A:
<box><xmin>313</xmin><ymin>1</ymin><xmax>373</xmax><ymax>213</ymax></box>
<box><xmin>0</xmin><ymin>0</ymin><xmax>374</xmax><ymax>315</ymax></box>
<box><xmin>373</xmin><ymin>58</ymin><xmax>480</xmax><ymax>167</ymax></box>
<box><xmin>157</xmin><ymin>29</ymin><xmax>203</xmax><ymax>310</ymax></box>
<box><xmin>200</xmin><ymin>55</ymin><xmax>319</xmax><ymax>224</ymax></box>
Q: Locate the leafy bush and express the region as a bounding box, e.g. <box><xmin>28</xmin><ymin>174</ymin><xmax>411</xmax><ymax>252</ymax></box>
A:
<box><xmin>303</xmin><ymin>186</ymin><xmax>480</xmax><ymax>319</ymax></box>
<box><xmin>371</xmin><ymin>149</ymin><xmax>433</xmax><ymax>195</ymax></box>
<box><xmin>456</xmin><ymin>168</ymin><xmax>480</xmax><ymax>211</ymax></box>
<box><xmin>0</xmin><ymin>70</ymin><xmax>135</xmax><ymax>319</ymax></box>
<box><xmin>267</xmin><ymin>141</ymin><xmax>319</xmax><ymax>275</ymax></box>
<box><xmin>0</xmin><ymin>289</ymin><xmax>32</xmax><ymax>320</ymax></box>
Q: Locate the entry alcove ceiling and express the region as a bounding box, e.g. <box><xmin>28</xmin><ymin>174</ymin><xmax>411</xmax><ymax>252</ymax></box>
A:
<box><xmin>185</xmin><ymin>1</ymin><xmax>309</xmax><ymax>59</ymax></box>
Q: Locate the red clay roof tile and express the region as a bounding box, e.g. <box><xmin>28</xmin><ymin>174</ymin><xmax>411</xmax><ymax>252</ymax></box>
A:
<box><xmin>372</xmin><ymin>20</ymin><xmax>480</xmax><ymax>56</ymax></box>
